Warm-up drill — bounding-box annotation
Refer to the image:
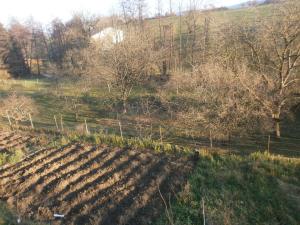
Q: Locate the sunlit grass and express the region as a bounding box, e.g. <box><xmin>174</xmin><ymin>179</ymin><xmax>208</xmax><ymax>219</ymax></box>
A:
<box><xmin>156</xmin><ymin>151</ymin><xmax>300</xmax><ymax>225</ymax></box>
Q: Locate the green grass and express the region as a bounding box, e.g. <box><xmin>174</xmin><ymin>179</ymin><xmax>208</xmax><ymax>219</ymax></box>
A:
<box><xmin>0</xmin><ymin>203</ymin><xmax>20</xmax><ymax>225</ymax></box>
<box><xmin>146</xmin><ymin>3</ymin><xmax>275</xmax><ymax>36</ymax></box>
<box><xmin>32</xmin><ymin>129</ymin><xmax>193</xmax><ymax>155</ymax></box>
<box><xmin>0</xmin><ymin>149</ymin><xmax>25</xmax><ymax>167</ymax></box>
<box><xmin>0</xmin><ymin>202</ymin><xmax>42</xmax><ymax>225</ymax></box>
<box><xmin>0</xmin><ymin>77</ymin><xmax>178</xmax><ymax>145</ymax></box>
<box><xmin>156</xmin><ymin>151</ymin><xmax>300</xmax><ymax>225</ymax></box>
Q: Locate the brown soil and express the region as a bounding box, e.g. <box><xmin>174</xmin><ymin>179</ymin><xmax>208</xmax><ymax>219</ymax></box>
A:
<box><xmin>0</xmin><ymin>131</ymin><xmax>34</xmax><ymax>154</ymax></box>
<box><xmin>0</xmin><ymin>142</ymin><xmax>194</xmax><ymax>225</ymax></box>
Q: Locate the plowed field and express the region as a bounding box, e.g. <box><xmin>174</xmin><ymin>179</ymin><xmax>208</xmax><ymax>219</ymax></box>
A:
<box><xmin>0</xmin><ymin>143</ymin><xmax>194</xmax><ymax>225</ymax></box>
<box><xmin>0</xmin><ymin>131</ymin><xmax>33</xmax><ymax>154</ymax></box>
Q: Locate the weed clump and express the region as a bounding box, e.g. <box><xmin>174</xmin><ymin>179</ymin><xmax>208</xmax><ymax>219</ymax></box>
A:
<box><xmin>0</xmin><ymin>149</ymin><xmax>25</xmax><ymax>167</ymax></box>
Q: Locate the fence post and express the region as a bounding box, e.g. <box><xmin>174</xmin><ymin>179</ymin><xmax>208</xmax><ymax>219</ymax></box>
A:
<box><xmin>60</xmin><ymin>115</ymin><xmax>64</xmax><ymax>132</ymax></box>
<box><xmin>54</xmin><ymin>115</ymin><xmax>59</xmax><ymax>131</ymax></box>
<box><xmin>267</xmin><ymin>135</ymin><xmax>270</xmax><ymax>153</ymax></box>
<box><xmin>6</xmin><ymin>111</ymin><xmax>12</xmax><ymax>127</ymax></box>
<box><xmin>228</xmin><ymin>133</ymin><xmax>231</xmax><ymax>151</ymax></box>
<box><xmin>209</xmin><ymin>129</ymin><xmax>213</xmax><ymax>149</ymax></box>
<box><xmin>85</xmin><ymin>119</ymin><xmax>90</xmax><ymax>135</ymax></box>
<box><xmin>202</xmin><ymin>198</ymin><xmax>206</xmax><ymax>225</ymax></box>
<box><xmin>107</xmin><ymin>82</ymin><xmax>111</xmax><ymax>93</ymax></box>
<box><xmin>160</xmin><ymin>126</ymin><xmax>163</xmax><ymax>144</ymax></box>
<box><xmin>28</xmin><ymin>113</ymin><xmax>34</xmax><ymax>129</ymax></box>
<box><xmin>119</xmin><ymin>121</ymin><xmax>123</xmax><ymax>140</ymax></box>
<box><xmin>150</xmin><ymin>123</ymin><xmax>153</xmax><ymax>139</ymax></box>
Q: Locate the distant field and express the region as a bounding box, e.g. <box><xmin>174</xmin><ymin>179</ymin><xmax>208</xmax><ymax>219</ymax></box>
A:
<box><xmin>145</xmin><ymin>4</ymin><xmax>275</xmax><ymax>37</ymax></box>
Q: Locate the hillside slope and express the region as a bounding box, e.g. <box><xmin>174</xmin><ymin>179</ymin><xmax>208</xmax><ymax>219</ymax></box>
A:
<box><xmin>157</xmin><ymin>152</ymin><xmax>300</xmax><ymax>225</ymax></box>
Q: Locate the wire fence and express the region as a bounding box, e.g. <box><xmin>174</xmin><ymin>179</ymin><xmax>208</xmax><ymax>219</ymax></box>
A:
<box><xmin>1</xmin><ymin>114</ymin><xmax>299</xmax><ymax>157</ymax></box>
<box><xmin>1</xmin><ymin>78</ymin><xmax>299</xmax><ymax>157</ymax></box>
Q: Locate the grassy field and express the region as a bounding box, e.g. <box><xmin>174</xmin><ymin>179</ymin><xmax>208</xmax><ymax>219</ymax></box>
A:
<box><xmin>145</xmin><ymin>3</ymin><xmax>276</xmax><ymax>41</ymax></box>
<box><xmin>156</xmin><ymin>151</ymin><xmax>300</xmax><ymax>225</ymax></box>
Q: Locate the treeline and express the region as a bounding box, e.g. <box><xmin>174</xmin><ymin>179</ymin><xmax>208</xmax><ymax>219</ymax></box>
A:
<box><xmin>0</xmin><ymin>0</ymin><xmax>299</xmax><ymax>139</ymax></box>
<box><xmin>0</xmin><ymin>15</ymin><xmax>99</xmax><ymax>77</ymax></box>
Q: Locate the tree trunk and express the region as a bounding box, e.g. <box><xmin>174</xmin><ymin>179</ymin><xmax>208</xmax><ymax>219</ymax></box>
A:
<box><xmin>123</xmin><ymin>99</ymin><xmax>127</xmax><ymax>114</ymax></box>
<box><xmin>162</xmin><ymin>61</ymin><xmax>167</xmax><ymax>77</ymax></box>
<box><xmin>37</xmin><ymin>57</ymin><xmax>40</xmax><ymax>76</ymax></box>
<box><xmin>275</xmin><ymin>119</ymin><xmax>281</xmax><ymax>138</ymax></box>
<box><xmin>273</xmin><ymin>112</ymin><xmax>281</xmax><ymax>138</ymax></box>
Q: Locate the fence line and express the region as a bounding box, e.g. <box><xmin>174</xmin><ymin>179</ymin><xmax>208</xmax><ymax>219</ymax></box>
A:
<box><xmin>1</xmin><ymin>115</ymin><xmax>299</xmax><ymax>157</ymax></box>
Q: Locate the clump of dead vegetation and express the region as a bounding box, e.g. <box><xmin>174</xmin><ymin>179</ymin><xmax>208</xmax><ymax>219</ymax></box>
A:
<box><xmin>0</xmin><ymin>92</ymin><xmax>38</xmax><ymax>127</ymax></box>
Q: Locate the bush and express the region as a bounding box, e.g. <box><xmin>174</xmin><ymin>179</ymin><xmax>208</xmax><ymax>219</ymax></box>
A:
<box><xmin>0</xmin><ymin>149</ymin><xmax>25</xmax><ymax>167</ymax></box>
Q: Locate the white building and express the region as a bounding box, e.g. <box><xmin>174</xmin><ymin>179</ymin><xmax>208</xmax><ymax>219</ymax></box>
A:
<box><xmin>92</xmin><ymin>27</ymin><xmax>124</xmax><ymax>45</ymax></box>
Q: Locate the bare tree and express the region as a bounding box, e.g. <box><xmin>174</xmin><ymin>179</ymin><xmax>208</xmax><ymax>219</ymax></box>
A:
<box><xmin>178</xmin><ymin>1</ymin><xmax>183</xmax><ymax>70</ymax></box>
<box><xmin>8</xmin><ymin>21</ymin><xmax>31</xmax><ymax>73</ymax></box>
<box><xmin>0</xmin><ymin>24</ymin><xmax>10</xmax><ymax>78</ymax></box>
<box><xmin>102</xmin><ymin>29</ymin><xmax>159</xmax><ymax>113</ymax></box>
<box><xmin>0</xmin><ymin>21</ymin><xmax>31</xmax><ymax>77</ymax></box>
<box><xmin>164</xmin><ymin>63</ymin><xmax>269</xmax><ymax>138</ymax></box>
<box><xmin>235</xmin><ymin>1</ymin><xmax>300</xmax><ymax>137</ymax></box>
<box><xmin>120</xmin><ymin>0</ymin><xmax>136</xmax><ymax>25</ymax></box>
<box><xmin>156</xmin><ymin>0</ymin><xmax>163</xmax><ymax>41</ymax></box>
<box><xmin>48</xmin><ymin>19</ymin><xmax>67</xmax><ymax>69</ymax></box>
<box><xmin>48</xmin><ymin>14</ymin><xmax>94</xmax><ymax>74</ymax></box>
<box><xmin>25</xmin><ymin>19</ymin><xmax>48</xmax><ymax>76</ymax></box>
<box><xmin>120</xmin><ymin>0</ymin><xmax>147</xmax><ymax>28</ymax></box>
<box><xmin>0</xmin><ymin>93</ymin><xmax>38</xmax><ymax>126</ymax></box>
<box><xmin>136</xmin><ymin>0</ymin><xmax>147</xmax><ymax>28</ymax></box>
<box><xmin>0</xmin><ymin>23</ymin><xmax>9</xmax><ymax>66</ymax></box>
<box><xmin>185</xmin><ymin>0</ymin><xmax>200</xmax><ymax>66</ymax></box>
